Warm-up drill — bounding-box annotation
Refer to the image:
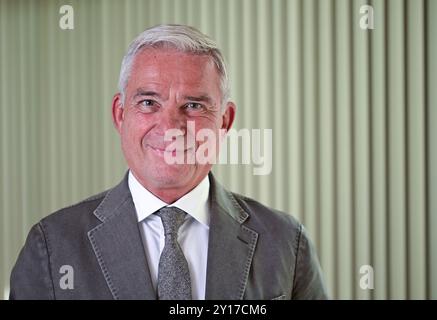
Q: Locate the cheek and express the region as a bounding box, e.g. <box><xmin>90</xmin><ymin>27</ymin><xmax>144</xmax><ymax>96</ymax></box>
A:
<box><xmin>193</xmin><ymin>120</ymin><xmax>222</xmax><ymax>145</ymax></box>
<box><xmin>120</xmin><ymin>116</ymin><xmax>150</xmax><ymax>148</ymax></box>
<box><xmin>194</xmin><ymin>114</ymin><xmax>222</xmax><ymax>130</ymax></box>
<box><xmin>126</xmin><ymin>112</ymin><xmax>153</xmax><ymax>133</ymax></box>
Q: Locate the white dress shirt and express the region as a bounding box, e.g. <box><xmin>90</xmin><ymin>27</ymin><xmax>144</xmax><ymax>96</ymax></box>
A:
<box><xmin>128</xmin><ymin>170</ymin><xmax>210</xmax><ymax>300</ymax></box>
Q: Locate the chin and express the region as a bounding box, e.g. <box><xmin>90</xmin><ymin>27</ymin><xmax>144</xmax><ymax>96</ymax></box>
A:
<box><xmin>144</xmin><ymin>164</ymin><xmax>194</xmax><ymax>188</ymax></box>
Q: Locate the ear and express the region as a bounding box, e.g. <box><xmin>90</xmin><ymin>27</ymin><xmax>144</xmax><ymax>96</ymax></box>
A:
<box><xmin>112</xmin><ymin>93</ymin><xmax>125</xmax><ymax>133</ymax></box>
<box><xmin>221</xmin><ymin>101</ymin><xmax>236</xmax><ymax>132</ymax></box>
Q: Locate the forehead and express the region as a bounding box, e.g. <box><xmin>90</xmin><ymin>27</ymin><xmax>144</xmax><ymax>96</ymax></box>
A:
<box><xmin>128</xmin><ymin>48</ymin><xmax>221</xmax><ymax>93</ymax></box>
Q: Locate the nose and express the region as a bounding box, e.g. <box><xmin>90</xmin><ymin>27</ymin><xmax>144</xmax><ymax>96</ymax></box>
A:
<box><xmin>154</xmin><ymin>106</ymin><xmax>186</xmax><ymax>136</ymax></box>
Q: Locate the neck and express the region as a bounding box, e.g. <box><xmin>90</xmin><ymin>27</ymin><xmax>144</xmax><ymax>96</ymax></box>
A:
<box><xmin>131</xmin><ymin>172</ymin><xmax>208</xmax><ymax>204</ymax></box>
<box><xmin>149</xmin><ymin>188</ymin><xmax>193</xmax><ymax>204</ymax></box>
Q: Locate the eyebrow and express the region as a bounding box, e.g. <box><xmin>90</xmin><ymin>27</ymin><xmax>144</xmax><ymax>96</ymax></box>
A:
<box><xmin>183</xmin><ymin>95</ymin><xmax>213</xmax><ymax>105</ymax></box>
<box><xmin>132</xmin><ymin>89</ymin><xmax>162</xmax><ymax>100</ymax></box>
<box><xmin>132</xmin><ymin>89</ymin><xmax>214</xmax><ymax>105</ymax></box>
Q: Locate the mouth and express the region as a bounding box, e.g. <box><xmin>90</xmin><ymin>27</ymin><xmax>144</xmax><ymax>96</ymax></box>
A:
<box><xmin>146</xmin><ymin>144</ymin><xmax>193</xmax><ymax>157</ymax></box>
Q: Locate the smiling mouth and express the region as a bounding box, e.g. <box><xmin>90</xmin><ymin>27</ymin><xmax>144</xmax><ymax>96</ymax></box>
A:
<box><xmin>147</xmin><ymin>145</ymin><xmax>193</xmax><ymax>155</ymax></box>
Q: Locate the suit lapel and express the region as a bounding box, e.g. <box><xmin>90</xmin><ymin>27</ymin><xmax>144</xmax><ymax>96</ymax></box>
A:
<box><xmin>87</xmin><ymin>174</ymin><xmax>156</xmax><ymax>300</ymax></box>
<box><xmin>205</xmin><ymin>174</ymin><xmax>259</xmax><ymax>300</ymax></box>
<box><xmin>86</xmin><ymin>172</ymin><xmax>258</xmax><ymax>300</ymax></box>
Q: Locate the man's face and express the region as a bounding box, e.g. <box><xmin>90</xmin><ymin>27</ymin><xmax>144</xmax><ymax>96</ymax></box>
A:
<box><xmin>112</xmin><ymin>48</ymin><xmax>235</xmax><ymax>201</ymax></box>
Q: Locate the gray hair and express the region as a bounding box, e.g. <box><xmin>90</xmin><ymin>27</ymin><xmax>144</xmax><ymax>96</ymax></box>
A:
<box><xmin>118</xmin><ymin>24</ymin><xmax>230</xmax><ymax>107</ymax></box>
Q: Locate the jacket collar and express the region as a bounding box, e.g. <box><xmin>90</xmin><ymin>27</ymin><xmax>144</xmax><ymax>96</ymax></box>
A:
<box><xmin>88</xmin><ymin>171</ymin><xmax>258</xmax><ymax>300</ymax></box>
<box><xmin>88</xmin><ymin>172</ymin><xmax>156</xmax><ymax>299</ymax></box>
<box><xmin>205</xmin><ymin>173</ymin><xmax>259</xmax><ymax>299</ymax></box>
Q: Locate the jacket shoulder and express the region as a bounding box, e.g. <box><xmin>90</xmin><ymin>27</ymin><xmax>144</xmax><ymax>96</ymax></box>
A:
<box><xmin>39</xmin><ymin>189</ymin><xmax>109</xmax><ymax>233</ymax></box>
<box><xmin>231</xmin><ymin>192</ymin><xmax>328</xmax><ymax>299</ymax></box>
<box><xmin>230</xmin><ymin>192</ymin><xmax>302</xmax><ymax>238</ymax></box>
<box><xmin>10</xmin><ymin>189</ymin><xmax>112</xmax><ymax>300</ymax></box>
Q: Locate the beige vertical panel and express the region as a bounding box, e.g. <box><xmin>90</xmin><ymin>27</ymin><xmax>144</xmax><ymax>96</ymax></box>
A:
<box><xmin>318</xmin><ymin>0</ymin><xmax>335</xmax><ymax>298</ymax></box>
<box><xmin>352</xmin><ymin>0</ymin><xmax>371</xmax><ymax>300</ymax></box>
<box><xmin>200</xmin><ymin>0</ymin><xmax>213</xmax><ymax>38</ymax></box>
<box><xmin>16</xmin><ymin>0</ymin><xmax>26</xmax><ymax>250</ymax></box>
<box><xmin>387</xmin><ymin>0</ymin><xmax>407</xmax><ymax>299</ymax></box>
<box><xmin>124</xmin><ymin>1</ymin><xmax>137</xmax><ymax>49</ymax></box>
<box><xmin>334</xmin><ymin>0</ymin><xmax>353</xmax><ymax>299</ymax></box>
<box><xmin>17</xmin><ymin>0</ymin><xmax>28</xmax><ymax>241</ymax></box>
<box><xmin>174</xmin><ymin>0</ymin><xmax>187</xmax><ymax>24</ymax></box>
<box><xmin>286</xmin><ymin>0</ymin><xmax>302</xmax><ymax>222</ymax></box>
<box><xmin>59</xmin><ymin>1</ymin><xmax>70</xmax><ymax>206</ymax></box>
<box><xmin>147</xmin><ymin>0</ymin><xmax>159</xmax><ymax>26</ymax></box>
<box><xmin>72</xmin><ymin>0</ymin><xmax>82</xmax><ymax>197</ymax></box>
<box><xmin>239</xmin><ymin>0</ymin><xmax>257</xmax><ymax>199</ymax></box>
<box><xmin>406</xmin><ymin>0</ymin><xmax>426</xmax><ymax>299</ymax></box>
<box><xmin>8</xmin><ymin>0</ymin><xmax>19</xmax><ymax>258</ymax></box>
<box><xmin>37</xmin><ymin>2</ymin><xmax>48</xmax><ymax>221</ymax></box>
<box><xmin>103</xmin><ymin>0</ymin><xmax>126</xmax><ymax>189</ymax></box>
<box><xmin>208</xmin><ymin>0</ymin><xmax>226</xmax><ymax>187</ymax></box>
<box><xmin>212</xmin><ymin>0</ymin><xmax>229</xmax><ymax>188</ymax></box>
<box><xmin>302</xmin><ymin>0</ymin><xmax>319</xmax><ymax>248</ymax></box>
<box><xmin>427</xmin><ymin>0</ymin><xmax>437</xmax><ymax>300</ymax></box>
<box><xmin>134</xmin><ymin>1</ymin><xmax>148</xmax><ymax>33</ymax></box>
<box><xmin>101</xmin><ymin>0</ymin><xmax>115</xmax><ymax>188</ymax></box>
<box><xmin>272</xmin><ymin>0</ymin><xmax>286</xmax><ymax>211</ymax></box>
<box><xmin>90</xmin><ymin>0</ymin><xmax>105</xmax><ymax>193</ymax></box>
<box><xmin>73</xmin><ymin>0</ymin><xmax>84</xmax><ymax>203</ymax></box>
<box><xmin>47</xmin><ymin>1</ymin><xmax>57</xmax><ymax>211</ymax></box>
<box><xmin>254</xmin><ymin>0</ymin><xmax>272</xmax><ymax>206</ymax></box>
<box><xmin>225</xmin><ymin>0</ymin><xmax>242</xmax><ymax>193</ymax></box>
<box><xmin>160</xmin><ymin>0</ymin><xmax>174</xmax><ymax>23</ymax></box>
<box><xmin>370</xmin><ymin>0</ymin><xmax>388</xmax><ymax>300</ymax></box>
<box><xmin>1</xmin><ymin>0</ymin><xmax>10</xmax><ymax>298</ymax></box>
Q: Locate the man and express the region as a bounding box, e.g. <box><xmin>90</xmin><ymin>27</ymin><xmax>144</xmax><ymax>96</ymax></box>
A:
<box><xmin>10</xmin><ymin>24</ymin><xmax>327</xmax><ymax>300</ymax></box>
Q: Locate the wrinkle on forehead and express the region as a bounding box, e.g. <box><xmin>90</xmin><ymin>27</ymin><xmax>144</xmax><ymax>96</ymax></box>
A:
<box><xmin>127</xmin><ymin>48</ymin><xmax>221</xmax><ymax>103</ymax></box>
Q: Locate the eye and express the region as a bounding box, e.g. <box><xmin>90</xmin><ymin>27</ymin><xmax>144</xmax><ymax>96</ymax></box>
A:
<box><xmin>185</xmin><ymin>102</ymin><xmax>204</xmax><ymax>111</ymax></box>
<box><xmin>140</xmin><ymin>99</ymin><xmax>156</xmax><ymax>107</ymax></box>
<box><xmin>136</xmin><ymin>99</ymin><xmax>159</xmax><ymax>113</ymax></box>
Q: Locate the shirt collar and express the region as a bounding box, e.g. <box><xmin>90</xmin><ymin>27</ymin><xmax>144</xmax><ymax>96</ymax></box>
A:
<box><xmin>128</xmin><ymin>170</ymin><xmax>210</xmax><ymax>227</ymax></box>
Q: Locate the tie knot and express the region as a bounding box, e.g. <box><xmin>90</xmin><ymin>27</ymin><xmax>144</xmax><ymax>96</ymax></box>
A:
<box><xmin>156</xmin><ymin>207</ymin><xmax>187</xmax><ymax>236</ymax></box>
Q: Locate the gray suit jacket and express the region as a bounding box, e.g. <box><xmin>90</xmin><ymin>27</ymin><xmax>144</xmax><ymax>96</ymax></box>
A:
<box><xmin>10</xmin><ymin>172</ymin><xmax>328</xmax><ymax>300</ymax></box>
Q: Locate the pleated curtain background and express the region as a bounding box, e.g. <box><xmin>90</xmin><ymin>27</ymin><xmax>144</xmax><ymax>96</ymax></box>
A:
<box><xmin>1</xmin><ymin>0</ymin><xmax>436</xmax><ymax>299</ymax></box>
